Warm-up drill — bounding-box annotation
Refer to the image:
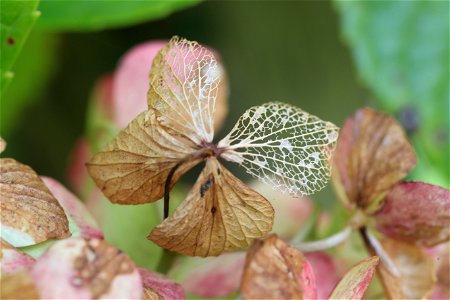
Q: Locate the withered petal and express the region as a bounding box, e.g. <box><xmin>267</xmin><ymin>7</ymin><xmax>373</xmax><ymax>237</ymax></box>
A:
<box><xmin>87</xmin><ymin>110</ymin><xmax>201</xmax><ymax>204</ymax></box>
<box><xmin>140</xmin><ymin>267</ymin><xmax>185</xmax><ymax>300</ymax></box>
<box><xmin>148</xmin><ymin>157</ymin><xmax>274</xmax><ymax>256</ymax></box>
<box><xmin>374</xmin><ymin>181</ymin><xmax>450</xmax><ymax>247</ymax></box>
<box><xmin>0</xmin><ymin>158</ymin><xmax>70</xmax><ymax>247</ymax></box>
<box><xmin>0</xmin><ymin>238</ymin><xmax>35</xmax><ymax>275</ymax></box>
<box><xmin>240</xmin><ymin>234</ymin><xmax>316</xmax><ymax>300</ymax></box>
<box><xmin>332</xmin><ymin>108</ymin><xmax>416</xmax><ymax>212</ymax></box>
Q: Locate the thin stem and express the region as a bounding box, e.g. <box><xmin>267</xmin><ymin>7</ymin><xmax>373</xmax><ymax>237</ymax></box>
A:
<box><xmin>360</xmin><ymin>227</ymin><xmax>400</xmax><ymax>277</ymax></box>
<box><xmin>295</xmin><ymin>226</ymin><xmax>352</xmax><ymax>252</ymax></box>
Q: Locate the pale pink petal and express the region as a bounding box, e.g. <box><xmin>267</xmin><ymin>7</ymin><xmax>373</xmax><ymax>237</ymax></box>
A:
<box><xmin>181</xmin><ymin>252</ymin><xmax>246</xmax><ymax>297</ymax></box>
<box><xmin>374</xmin><ymin>181</ymin><xmax>450</xmax><ymax>247</ymax></box>
<box><xmin>299</xmin><ymin>258</ymin><xmax>317</xmax><ymax>299</ymax></box>
<box><xmin>42</xmin><ymin>177</ymin><xmax>103</xmax><ymax>239</ymax></box>
<box><xmin>1</xmin><ymin>239</ymin><xmax>35</xmax><ymax>275</ymax></box>
<box><xmin>113</xmin><ymin>41</ymin><xmax>166</xmax><ymax>128</ymax></box>
<box><xmin>139</xmin><ymin>268</ymin><xmax>185</xmax><ymax>300</ymax></box>
<box><xmin>305</xmin><ymin>252</ymin><xmax>340</xmax><ymax>299</ymax></box>
<box><xmin>31</xmin><ymin>238</ymin><xmax>142</xmax><ymax>299</ymax></box>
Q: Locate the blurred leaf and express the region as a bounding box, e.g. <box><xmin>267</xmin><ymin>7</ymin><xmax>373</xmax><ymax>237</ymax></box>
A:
<box><xmin>36</xmin><ymin>0</ymin><xmax>201</xmax><ymax>31</ymax></box>
<box><xmin>336</xmin><ymin>1</ymin><xmax>449</xmax><ymax>186</ymax></box>
<box><xmin>0</xmin><ymin>0</ymin><xmax>40</xmax><ymax>94</ymax></box>
<box><xmin>1</xmin><ymin>31</ymin><xmax>58</xmax><ymax>137</ymax></box>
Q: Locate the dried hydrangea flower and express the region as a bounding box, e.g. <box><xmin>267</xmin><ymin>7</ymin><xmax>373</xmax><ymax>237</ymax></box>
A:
<box><xmin>87</xmin><ymin>36</ymin><xmax>339</xmax><ymax>256</ymax></box>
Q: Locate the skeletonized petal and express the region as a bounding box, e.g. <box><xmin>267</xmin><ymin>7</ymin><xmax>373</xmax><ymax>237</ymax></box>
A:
<box><xmin>376</xmin><ymin>238</ymin><xmax>436</xmax><ymax>299</ymax></box>
<box><xmin>87</xmin><ymin>110</ymin><xmax>200</xmax><ymax>204</ymax></box>
<box><xmin>332</xmin><ymin>108</ymin><xmax>416</xmax><ymax>212</ymax></box>
<box><xmin>148</xmin><ymin>36</ymin><xmax>226</xmax><ymax>145</ymax></box>
<box><xmin>328</xmin><ymin>256</ymin><xmax>379</xmax><ymax>300</ymax></box>
<box><xmin>0</xmin><ymin>158</ymin><xmax>70</xmax><ymax>247</ymax></box>
<box><xmin>374</xmin><ymin>181</ymin><xmax>450</xmax><ymax>247</ymax></box>
<box><xmin>31</xmin><ymin>237</ymin><xmax>142</xmax><ymax>299</ymax></box>
<box><xmin>240</xmin><ymin>234</ymin><xmax>317</xmax><ymax>299</ymax></box>
<box><xmin>148</xmin><ymin>157</ymin><xmax>274</xmax><ymax>256</ymax></box>
<box><xmin>219</xmin><ymin>102</ymin><xmax>339</xmax><ymax>197</ymax></box>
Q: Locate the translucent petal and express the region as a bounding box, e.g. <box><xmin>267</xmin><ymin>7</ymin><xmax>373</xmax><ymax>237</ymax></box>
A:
<box><xmin>219</xmin><ymin>102</ymin><xmax>339</xmax><ymax>197</ymax></box>
<box><xmin>148</xmin><ymin>36</ymin><xmax>226</xmax><ymax>145</ymax></box>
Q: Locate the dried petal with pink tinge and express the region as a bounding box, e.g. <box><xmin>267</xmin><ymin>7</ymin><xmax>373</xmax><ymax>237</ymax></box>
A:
<box><xmin>140</xmin><ymin>268</ymin><xmax>185</xmax><ymax>300</ymax></box>
<box><xmin>374</xmin><ymin>181</ymin><xmax>450</xmax><ymax>247</ymax></box>
<box><xmin>332</xmin><ymin>108</ymin><xmax>416</xmax><ymax>213</ymax></box>
<box><xmin>429</xmin><ymin>242</ymin><xmax>450</xmax><ymax>299</ymax></box>
<box><xmin>31</xmin><ymin>237</ymin><xmax>142</xmax><ymax>299</ymax></box>
<box><xmin>328</xmin><ymin>256</ymin><xmax>379</xmax><ymax>300</ymax></box>
<box><xmin>240</xmin><ymin>234</ymin><xmax>317</xmax><ymax>299</ymax></box>
<box><xmin>41</xmin><ymin>177</ymin><xmax>104</xmax><ymax>240</ymax></box>
<box><xmin>0</xmin><ymin>239</ymin><xmax>35</xmax><ymax>275</ymax></box>
<box><xmin>376</xmin><ymin>238</ymin><xmax>436</xmax><ymax>299</ymax></box>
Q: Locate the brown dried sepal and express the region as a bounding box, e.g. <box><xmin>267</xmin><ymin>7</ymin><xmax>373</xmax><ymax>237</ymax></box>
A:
<box><xmin>87</xmin><ymin>110</ymin><xmax>201</xmax><ymax>204</ymax></box>
<box><xmin>240</xmin><ymin>234</ymin><xmax>315</xmax><ymax>299</ymax></box>
<box><xmin>0</xmin><ymin>271</ymin><xmax>40</xmax><ymax>300</ymax></box>
<box><xmin>332</xmin><ymin>108</ymin><xmax>416</xmax><ymax>213</ymax></box>
<box><xmin>0</xmin><ymin>158</ymin><xmax>70</xmax><ymax>247</ymax></box>
<box><xmin>149</xmin><ymin>157</ymin><xmax>274</xmax><ymax>256</ymax></box>
<box><xmin>377</xmin><ymin>238</ymin><xmax>436</xmax><ymax>299</ymax></box>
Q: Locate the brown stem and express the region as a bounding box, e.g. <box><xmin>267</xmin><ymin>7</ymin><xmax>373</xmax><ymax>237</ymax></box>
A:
<box><xmin>163</xmin><ymin>148</ymin><xmax>211</xmax><ymax>219</ymax></box>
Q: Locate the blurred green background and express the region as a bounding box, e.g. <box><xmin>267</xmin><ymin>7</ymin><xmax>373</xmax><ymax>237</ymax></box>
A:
<box><xmin>1</xmin><ymin>0</ymin><xmax>448</xmax><ymax>195</ymax></box>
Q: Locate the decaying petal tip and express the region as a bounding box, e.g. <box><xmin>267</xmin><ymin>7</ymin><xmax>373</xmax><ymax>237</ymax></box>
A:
<box><xmin>0</xmin><ymin>158</ymin><xmax>70</xmax><ymax>247</ymax></box>
<box><xmin>240</xmin><ymin>234</ymin><xmax>316</xmax><ymax>299</ymax></box>
<box><xmin>140</xmin><ymin>267</ymin><xmax>185</xmax><ymax>300</ymax></box>
<box><xmin>149</xmin><ymin>157</ymin><xmax>274</xmax><ymax>257</ymax></box>
<box><xmin>332</xmin><ymin>107</ymin><xmax>416</xmax><ymax>212</ymax></box>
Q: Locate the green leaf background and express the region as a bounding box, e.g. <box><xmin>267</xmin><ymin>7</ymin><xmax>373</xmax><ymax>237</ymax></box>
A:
<box><xmin>335</xmin><ymin>1</ymin><xmax>449</xmax><ymax>187</ymax></box>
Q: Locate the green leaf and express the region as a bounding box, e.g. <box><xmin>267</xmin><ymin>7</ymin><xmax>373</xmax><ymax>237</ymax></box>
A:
<box><xmin>335</xmin><ymin>1</ymin><xmax>449</xmax><ymax>186</ymax></box>
<box><xmin>0</xmin><ymin>0</ymin><xmax>40</xmax><ymax>94</ymax></box>
<box><xmin>1</xmin><ymin>31</ymin><xmax>58</xmax><ymax>137</ymax></box>
<box><xmin>36</xmin><ymin>0</ymin><xmax>201</xmax><ymax>31</ymax></box>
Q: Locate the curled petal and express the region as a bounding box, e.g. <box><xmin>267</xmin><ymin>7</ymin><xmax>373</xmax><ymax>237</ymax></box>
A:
<box><xmin>149</xmin><ymin>157</ymin><xmax>274</xmax><ymax>256</ymax></box>
<box><xmin>332</xmin><ymin>108</ymin><xmax>416</xmax><ymax>212</ymax></box>
<box><xmin>240</xmin><ymin>234</ymin><xmax>317</xmax><ymax>299</ymax></box>
<box><xmin>374</xmin><ymin>181</ymin><xmax>450</xmax><ymax>247</ymax></box>
<box><xmin>0</xmin><ymin>158</ymin><xmax>70</xmax><ymax>247</ymax></box>
<box><xmin>31</xmin><ymin>237</ymin><xmax>142</xmax><ymax>299</ymax></box>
